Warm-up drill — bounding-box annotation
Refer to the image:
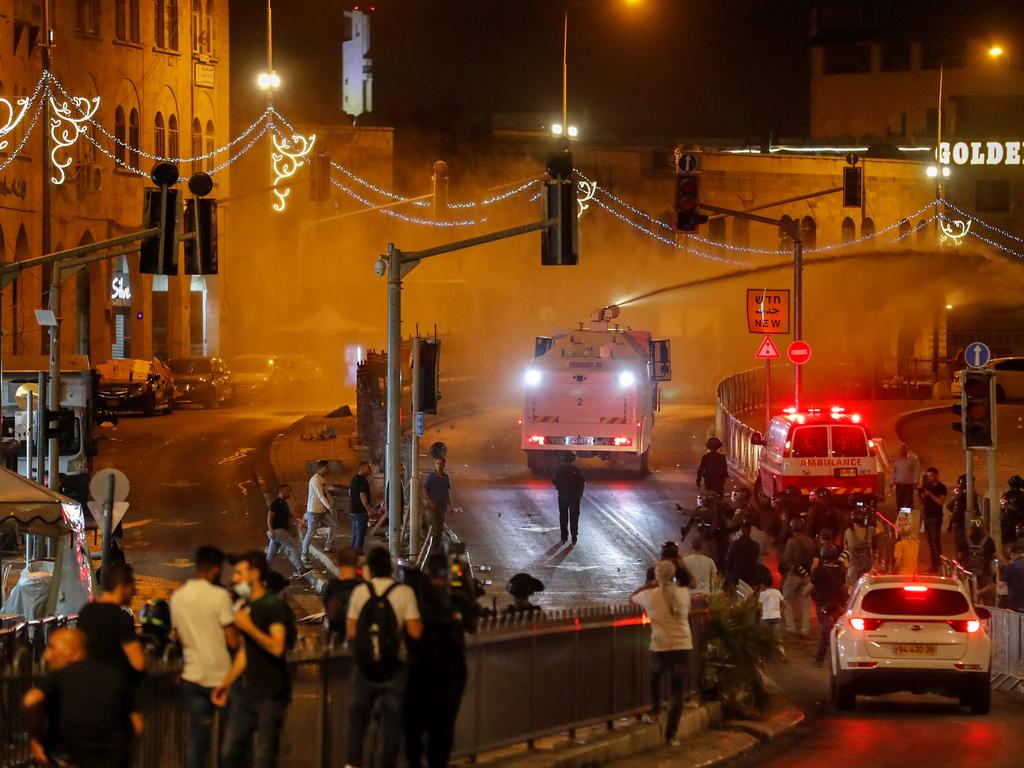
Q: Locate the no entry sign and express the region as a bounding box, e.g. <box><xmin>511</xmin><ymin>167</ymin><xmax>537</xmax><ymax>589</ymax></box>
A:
<box><xmin>787</xmin><ymin>340</ymin><xmax>812</xmax><ymax>365</ymax></box>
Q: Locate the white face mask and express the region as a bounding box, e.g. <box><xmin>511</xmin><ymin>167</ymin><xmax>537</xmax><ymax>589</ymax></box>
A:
<box><xmin>235</xmin><ymin>581</ymin><xmax>252</xmax><ymax>600</ymax></box>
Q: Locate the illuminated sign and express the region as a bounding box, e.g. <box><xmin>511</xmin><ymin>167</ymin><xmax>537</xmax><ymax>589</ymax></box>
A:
<box><xmin>111</xmin><ymin>273</ymin><xmax>132</xmax><ymax>306</ymax></box>
<box><xmin>938</xmin><ymin>141</ymin><xmax>1024</xmax><ymax>166</ymax></box>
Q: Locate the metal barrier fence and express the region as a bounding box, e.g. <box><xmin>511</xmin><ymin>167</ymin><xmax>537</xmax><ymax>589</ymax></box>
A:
<box><xmin>990</xmin><ymin>607</ymin><xmax>1024</xmax><ymax>693</ymax></box>
<box><xmin>1</xmin><ymin>601</ymin><xmax>710</xmax><ymax>767</ymax></box>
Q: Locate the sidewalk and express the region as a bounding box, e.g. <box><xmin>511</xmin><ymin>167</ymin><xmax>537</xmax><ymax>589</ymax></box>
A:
<box><xmin>477</xmin><ymin>698</ymin><xmax>803</xmax><ymax>768</ymax></box>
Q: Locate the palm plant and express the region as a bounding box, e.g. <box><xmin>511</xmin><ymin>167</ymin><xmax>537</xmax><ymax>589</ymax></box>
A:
<box><xmin>699</xmin><ymin>593</ymin><xmax>784</xmax><ymax>718</ymax></box>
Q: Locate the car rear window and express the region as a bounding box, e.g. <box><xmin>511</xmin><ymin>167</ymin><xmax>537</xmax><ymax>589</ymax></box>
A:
<box><xmin>790</xmin><ymin>426</ymin><xmax>828</xmax><ymax>457</ymax></box>
<box><xmin>170</xmin><ymin>358</ymin><xmax>211</xmax><ymax>375</ymax></box>
<box><xmin>861</xmin><ymin>587</ymin><xmax>970</xmax><ymax>616</ymax></box>
<box><xmin>831</xmin><ymin>425</ymin><xmax>868</xmax><ymax>457</ymax></box>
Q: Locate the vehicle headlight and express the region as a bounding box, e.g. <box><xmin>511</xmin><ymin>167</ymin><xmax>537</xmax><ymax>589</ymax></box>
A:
<box><xmin>525</xmin><ymin>369</ymin><xmax>542</xmax><ymax>387</ymax></box>
<box><xmin>129</xmin><ymin>383</ymin><xmax>145</xmax><ymax>395</ymax></box>
<box><xmin>618</xmin><ymin>371</ymin><xmax>635</xmax><ymax>387</ymax></box>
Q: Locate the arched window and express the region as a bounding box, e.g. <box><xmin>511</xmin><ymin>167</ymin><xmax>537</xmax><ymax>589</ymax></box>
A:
<box><xmin>779</xmin><ymin>215</ymin><xmax>795</xmax><ymax>250</ymax></box>
<box><xmin>168</xmin><ymin>0</ymin><xmax>180</xmax><ymax>50</ymax></box>
<box><xmin>917</xmin><ymin>219</ymin><xmax>929</xmax><ymax>247</ymax></box>
<box><xmin>205</xmin><ymin>0</ymin><xmax>215</xmax><ymax>54</ymax></box>
<box><xmin>192</xmin><ymin>117</ymin><xmax>202</xmax><ymax>173</ymax></box>
<box><xmin>168</xmin><ymin>114</ymin><xmax>179</xmax><ymax>159</ymax></box>
<box><xmin>191</xmin><ymin>0</ymin><xmax>202</xmax><ymax>53</ymax></box>
<box><xmin>898</xmin><ymin>219</ymin><xmax>911</xmax><ymax>240</ymax></box>
<box><xmin>841</xmin><ymin>217</ymin><xmax>855</xmax><ymax>243</ymax></box>
<box><xmin>155</xmin><ymin>0</ymin><xmax>166</xmax><ymax>48</ymax></box>
<box><xmin>128</xmin><ymin>108</ymin><xmax>140</xmax><ymax>169</ymax></box>
<box><xmin>862</xmin><ymin>217</ymin><xmax>876</xmax><ymax>240</ymax></box>
<box><xmin>800</xmin><ymin>215</ymin><xmax>816</xmax><ymax>250</ymax></box>
<box><xmin>154</xmin><ymin>112</ymin><xmax>166</xmax><ymax>158</ymax></box>
<box><xmin>114</xmin><ymin>106</ymin><xmax>127</xmax><ymax>165</ymax></box>
<box><xmin>204</xmin><ymin>119</ymin><xmax>215</xmax><ymax>172</ymax></box>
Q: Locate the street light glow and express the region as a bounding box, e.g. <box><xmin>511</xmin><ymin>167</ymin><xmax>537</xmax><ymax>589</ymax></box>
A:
<box><xmin>257</xmin><ymin>70</ymin><xmax>282</xmax><ymax>91</ymax></box>
<box><xmin>552</xmin><ymin>123</ymin><xmax>563</xmax><ymax>136</ymax></box>
<box><xmin>926</xmin><ymin>165</ymin><xmax>938</xmax><ymax>178</ymax></box>
<box><xmin>567</xmin><ymin>125</ymin><xmax>579</xmax><ymax>138</ymax></box>
<box><xmin>989</xmin><ymin>45</ymin><xmax>1004</xmax><ymax>58</ymax></box>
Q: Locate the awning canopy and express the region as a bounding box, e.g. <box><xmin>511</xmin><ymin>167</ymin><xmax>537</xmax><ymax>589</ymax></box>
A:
<box><xmin>0</xmin><ymin>466</ymin><xmax>83</xmax><ymax>535</ymax></box>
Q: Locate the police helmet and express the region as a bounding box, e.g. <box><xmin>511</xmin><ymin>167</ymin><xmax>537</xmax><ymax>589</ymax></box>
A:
<box><xmin>140</xmin><ymin>599</ymin><xmax>171</xmax><ymax>634</ymax></box>
<box><xmin>1009</xmin><ymin>475</ymin><xmax>1024</xmax><ymax>490</ymax></box>
<box><xmin>706</xmin><ymin>436</ymin><xmax>723</xmax><ymax>451</ymax></box>
<box><xmin>820</xmin><ymin>543</ymin><xmax>839</xmax><ymax>561</ymax></box>
<box><xmin>1002</xmin><ymin>488</ymin><xmax>1024</xmax><ymax>509</ymax></box>
<box><xmin>957</xmin><ymin>474</ymin><xmax>969</xmax><ymax>488</ymax></box>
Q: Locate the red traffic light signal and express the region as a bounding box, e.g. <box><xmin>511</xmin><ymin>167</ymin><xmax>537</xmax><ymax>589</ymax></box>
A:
<box><xmin>959</xmin><ymin>369</ymin><xmax>997</xmax><ymax>449</ymax></box>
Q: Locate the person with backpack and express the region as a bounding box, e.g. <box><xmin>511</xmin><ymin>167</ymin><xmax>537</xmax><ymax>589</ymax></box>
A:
<box><xmin>811</xmin><ymin>544</ymin><xmax>847</xmax><ymax>666</ymax></box>
<box><xmin>780</xmin><ymin>518</ymin><xmax>815</xmax><ymax>638</ymax></box>
<box><xmin>552</xmin><ymin>452</ymin><xmax>586</xmax><ymax>545</ymax></box>
<box><xmin>843</xmin><ymin>511</ymin><xmax>876</xmax><ymax>586</ymax></box>
<box><xmin>214</xmin><ymin>551</ymin><xmax>297</xmax><ymax>768</ymax></box>
<box><xmin>323</xmin><ymin>546</ymin><xmax>364</xmax><ymax>645</ymax></box>
<box><xmin>346</xmin><ymin>546</ymin><xmax>423</xmax><ymax>768</ymax></box>
<box><xmin>962</xmin><ymin>517</ymin><xmax>997</xmax><ymax>605</ymax></box>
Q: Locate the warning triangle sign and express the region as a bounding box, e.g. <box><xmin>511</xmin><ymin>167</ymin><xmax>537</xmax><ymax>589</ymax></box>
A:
<box><xmin>755</xmin><ymin>336</ymin><xmax>782</xmax><ymax>360</ymax></box>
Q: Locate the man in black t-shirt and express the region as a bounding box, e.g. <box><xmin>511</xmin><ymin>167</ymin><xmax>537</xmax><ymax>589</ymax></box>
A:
<box><xmin>265</xmin><ymin>484</ymin><xmax>311</xmax><ymax>578</ymax></box>
<box><xmin>77</xmin><ymin>561</ymin><xmax>145</xmax><ymax>686</ymax></box>
<box><xmin>918</xmin><ymin>467</ymin><xmax>948</xmax><ymax>573</ymax></box>
<box><xmin>349</xmin><ymin>461</ymin><xmax>373</xmax><ymax>553</ymax></box>
<box><xmin>215</xmin><ymin>552</ymin><xmax>296</xmax><ymax>768</ymax></box>
<box><xmin>323</xmin><ymin>546</ymin><xmax>364</xmax><ymax>644</ymax></box>
<box><xmin>22</xmin><ymin>628</ymin><xmax>141</xmax><ymax>768</ymax></box>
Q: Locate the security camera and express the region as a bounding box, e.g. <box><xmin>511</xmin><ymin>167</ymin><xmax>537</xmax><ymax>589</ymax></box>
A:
<box><xmin>374</xmin><ymin>257</ymin><xmax>387</xmax><ymax>277</ymax></box>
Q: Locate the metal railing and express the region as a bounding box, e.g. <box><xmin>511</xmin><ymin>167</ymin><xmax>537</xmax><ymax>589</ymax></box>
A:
<box><xmin>989</xmin><ymin>607</ymin><xmax>1024</xmax><ymax>694</ymax></box>
<box><xmin>1</xmin><ymin>601</ymin><xmax>709</xmax><ymax>767</ymax></box>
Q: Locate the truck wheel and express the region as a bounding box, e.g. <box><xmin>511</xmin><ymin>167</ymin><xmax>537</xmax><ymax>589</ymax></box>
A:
<box><xmin>636</xmin><ymin>450</ymin><xmax>650</xmax><ymax>478</ymax></box>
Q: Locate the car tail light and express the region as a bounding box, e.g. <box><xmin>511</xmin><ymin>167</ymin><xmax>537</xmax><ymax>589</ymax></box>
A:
<box><xmin>528</xmin><ymin>435</ymin><xmax>546</xmax><ymax>445</ymax></box>
<box><xmin>903</xmin><ymin>584</ymin><xmax>928</xmax><ymax>592</ymax></box>
<box><xmin>948</xmin><ymin>619</ymin><xmax>981</xmax><ymax>633</ymax></box>
<box><xmin>613</xmin><ymin>436</ymin><xmax>632</xmax><ymax>447</ymax></box>
<box><xmin>852</xmin><ymin>414</ymin><xmax>862</xmax><ymax>424</ymax></box>
<box><xmin>849</xmin><ymin>617</ymin><xmax>883</xmax><ymax>631</ymax></box>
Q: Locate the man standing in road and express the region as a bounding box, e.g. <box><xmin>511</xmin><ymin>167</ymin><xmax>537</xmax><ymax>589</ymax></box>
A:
<box><xmin>682</xmin><ymin>537</ymin><xmax>717</xmax><ymax>596</ymax></box>
<box><xmin>696</xmin><ymin>437</ymin><xmax>728</xmax><ymax>495</ymax></box>
<box><xmin>265</xmin><ymin>484</ymin><xmax>311</xmax><ymax>579</ymax></box>
<box><xmin>303</xmin><ymin>459</ymin><xmax>337</xmax><ymax>563</ymax></box>
<box><xmin>350</xmin><ymin>461</ymin><xmax>373</xmax><ymax>553</ymax></box>
<box><xmin>215</xmin><ymin>552</ymin><xmax>296</xmax><ymax>768</ymax></box>
<box><xmin>890</xmin><ymin>443</ymin><xmax>920</xmax><ymax>513</ymax></box>
<box><xmin>423</xmin><ymin>457</ymin><xmax>455</xmax><ymax>541</ymax></box>
<box><xmin>553</xmin><ymin>452</ymin><xmax>585</xmax><ymax>545</ymax></box>
<box><xmin>780</xmin><ymin>519</ymin><xmax>815</xmax><ymax>638</ymax></box>
<box><xmin>76</xmin><ymin>561</ymin><xmax>146</xmax><ymax>686</ymax></box>
<box><xmin>918</xmin><ymin>467</ymin><xmax>948</xmax><ymax>574</ymax></box>
<box><xmin>1003</xmin><ymin>542</ymin><xmax>1024</xmax><ymax>612</ymax></box>
<box><xmin>170</xmin><ymin>546</ymin><xmax>239</xmax><ymax>768</ymax></box>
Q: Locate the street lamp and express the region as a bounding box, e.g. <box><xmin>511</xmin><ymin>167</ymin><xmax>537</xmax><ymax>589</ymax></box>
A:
<box><xmin>257</xmin><ymin>70</ymin><xmax>281</xmax><ymax>91</ymax></box>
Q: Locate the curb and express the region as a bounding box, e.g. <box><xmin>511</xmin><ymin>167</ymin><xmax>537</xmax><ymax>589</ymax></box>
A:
<box><xmin>482</xmin><ymin>699</ymin><xmax>803</xmax><ymax>768</ymax></box>
<box><xmin>893</xmin><ymin>403</ymin><xmax>952</xmax><ymax>443</ymax></box>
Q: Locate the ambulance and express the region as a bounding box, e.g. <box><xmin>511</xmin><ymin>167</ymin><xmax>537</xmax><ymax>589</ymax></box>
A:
<box><xmin>521</xmin><ymin>306</ymin><xmax>671</xmax><ymax>477</ymax></box>
<box><xmin>750</xmin><ymin>406</ymin><xmax>884</xmax><ymax>503</ymax></box>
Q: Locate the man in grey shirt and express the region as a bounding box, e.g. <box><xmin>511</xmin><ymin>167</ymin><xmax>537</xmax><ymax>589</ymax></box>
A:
<box><xmin>890</xmin><ymin>443</ymin><xmax>920</xmax><ymax>512</ymax></box>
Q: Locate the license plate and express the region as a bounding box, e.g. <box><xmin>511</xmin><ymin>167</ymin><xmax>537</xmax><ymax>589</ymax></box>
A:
<box><xmin>894</xmin><ymin>643</ymin><xmax>937</xmax><ymax>656</ymax></box>
<box><xmin>569</xmin><ymin>437</ymin><xmax>592</xmax><ymax>446</ymax></box>
<box><xmin>834</xmin><ymin>467</ymin><xmax>858</xmax><ymax>478</ymax></box>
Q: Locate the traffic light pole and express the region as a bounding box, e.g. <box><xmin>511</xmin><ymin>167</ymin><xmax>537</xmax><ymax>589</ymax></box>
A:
<box><xmin>409</xmin><ymin>336</ymin><xmax>421</xmax><ymax>556</ymax></box>
<box><xmin>382</xmin><ymin>216</ymin><xmax>558</xmax><ymax>558</ymax></box>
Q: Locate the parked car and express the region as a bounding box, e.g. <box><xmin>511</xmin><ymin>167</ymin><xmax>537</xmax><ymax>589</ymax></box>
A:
<box><xmin>169</xmin><ymin>356</ymin><xmax>234</xmax><ymax>408</ymax></box>
<box><xmin>231</xmin><ymin>354</ymin><xmax>278</xmax><ymax>400</ymax></box>
<box><xmin>830</xmin><ymin>574</ymin><xmax>991</xmax><ymax>714</ymax></box>
<box><xmin>273</xmin><ymin>354</ymin><xmax>325</xmax><ymax>390</ymax></box>
<box><xmin>952</xmin><ymin>357</ymin><xmax>1024</xmax><ymax>401</ymax></box>
<box><xmin>97</xmin><ymin>358</ymin><xmax>175</xmax><ymax>416</ymax></box>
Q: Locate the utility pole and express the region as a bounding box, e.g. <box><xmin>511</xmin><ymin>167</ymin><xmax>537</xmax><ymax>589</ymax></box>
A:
<box><xmin>409</xmin><ymin>336</ymin><xmax>421</xmax><ymax>556</ymax></box>
<box><xmin>385</xmin><ymin>244</ymin><xmax>403</xmax><ymax>556</ymax></box>
<box><xmin>793</xmin><ymin>238</ymin><xmax>803</xmax><ymax>411</ymax></box>
<box><xmin>42</xmin><ymin>0</ymin><xmax>57</xmax><ymax>490</ymax></box>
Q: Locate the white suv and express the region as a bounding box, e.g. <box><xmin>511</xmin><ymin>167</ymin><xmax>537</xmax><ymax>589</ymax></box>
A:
<box><xmin>830</xmin><ymin>575</ymin><xmax>991</xmax><ymax>714</ymax></box>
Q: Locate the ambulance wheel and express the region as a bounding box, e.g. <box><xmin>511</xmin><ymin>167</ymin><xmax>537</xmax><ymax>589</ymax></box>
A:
<box><xmin>636</xmin><ymin>450</ymin><xmax>650</xmax><ymax>478</ymax></box>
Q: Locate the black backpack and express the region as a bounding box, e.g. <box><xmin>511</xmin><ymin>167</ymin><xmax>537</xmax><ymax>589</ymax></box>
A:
<box><xmin>352</xmin><ymin>582</ymin><xmax>402</xmax><ymax>681</ymax></box>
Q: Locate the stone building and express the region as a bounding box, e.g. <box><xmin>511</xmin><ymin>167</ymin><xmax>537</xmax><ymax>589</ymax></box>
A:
<box><xmin>0</xmin><ymin>0</ymin><xmax>230</xmax><ymax>362</ymax></box>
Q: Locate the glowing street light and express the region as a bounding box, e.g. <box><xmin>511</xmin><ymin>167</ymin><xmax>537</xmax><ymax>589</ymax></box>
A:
<box><xmin>989</xmin><ymin>45</ymin><xmax>1004</xmax><ymax>58</ymax></box>
<box><xmin>551</xmin><ymin>123</ymin><xmax>579</xmax><ymax>138</ymax></box>
<box><xmin>257</xmin><ymin>70</ymin><xmax>281</xmax><ymax>91</ymax></box>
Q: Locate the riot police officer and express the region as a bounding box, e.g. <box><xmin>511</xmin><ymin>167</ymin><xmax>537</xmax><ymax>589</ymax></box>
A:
<box><xmin>697</xmin><ymin>437</ymin><xmax>728</xmax><ymax>495</ymax></box>
<box><xmin>1001</xmin><ymin>476</ymin><xmax>1024</xmax><ymax>545</ymax></box>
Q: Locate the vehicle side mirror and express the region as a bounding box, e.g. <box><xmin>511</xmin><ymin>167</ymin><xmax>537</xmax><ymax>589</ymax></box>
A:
<box><xmin>750</xmin><ymin>431</ymin><xmax>765</xmax><ymax>446</ymax></box>
<box><xmin>975</xmin><ymin>606</ymin><xmax>991</xmax><ymax>620</ymax></box>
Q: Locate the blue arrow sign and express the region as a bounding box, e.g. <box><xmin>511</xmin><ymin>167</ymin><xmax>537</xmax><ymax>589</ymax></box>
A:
<box><xmin>966</xmin><ymin>341</ymin><xmax>992</xmax><ymax>369</ymax></box>
<box><xmin>679</xmin><ymin>153</ymin><xmax>699</xmax><ymax>173</ymax></box>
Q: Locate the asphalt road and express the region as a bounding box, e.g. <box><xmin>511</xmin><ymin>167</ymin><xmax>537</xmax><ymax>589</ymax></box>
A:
<box><xmin>723</xmin><ymin>637</ymin><xmax>1024</xmax><ymax>768</ymax></box>
<box><xmin>422</xmin><ymin>402</ymin><xmax>720</xmax><ymax>607</ymax></box>
<box><xmin>91</xmin><ymin>401</ymin><xmax>299</xmax><ymax>586</ymax></box>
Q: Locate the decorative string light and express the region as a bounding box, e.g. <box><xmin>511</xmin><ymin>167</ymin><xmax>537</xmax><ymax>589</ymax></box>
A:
<box><xmin>966</xmin><ymin>228</ymin><xmax>1024</xmax><ymax>259</ymax></box>
<box><xmin>270</xmin><ymin>129</ymin><xmax>316</xmax><ymax>212</ymax></box>
<box><xmin>48</xmin><ymin>94</ymin><xmax>101</xmax><ymax>184</ymax></box>
<box><xmin>0</xmin><ymin>75</ymin><xmax>47</xmax><ymax>149</ymax></box>
<box><xmin>576</xmin><ymin>179</ymin><xmax>597</xmax><ymax>218</ymax></box>
<box><xmin>328</xmin><ymin>177</ymin><xmax>483</xmax><ymax>227</ymax></box>
<box><xmin>207</xmin><ymin>121</ymin><xmax>273</xmax><ymax>175</ymax></box>
<box><xmin>938</xmin><ymin>216</ymin><xmax>971</xmax><ymax>245</ymax></box>
<box><xmin>446</xmin><ymin>178</ymin><xmax>541</xmax><ymax>208</ymax></box>
<box><xmin>943</xmin><ymin>200</ymin><xmax>1024</xmax><ymax>245</ymax></box>
<box><xmin>0</xmin><ymin>100</ymin><xmax>43</xmax><ymax>172</ymax></box>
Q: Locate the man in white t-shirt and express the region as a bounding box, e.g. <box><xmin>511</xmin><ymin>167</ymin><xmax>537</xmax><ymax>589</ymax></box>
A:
<box><xmin>169</xmin><ymin>546</ymin><xmax>239</xmax><ymax>768</ymax></box>
<box><xmin>682</xmin><ymin>536</ymin><xmax>717</xmax><ymax>596</ymax></box>
<box><xmin>346</xmin><ymin>547</ymin><xmax>422</xmax><ymax>768</ymax></box>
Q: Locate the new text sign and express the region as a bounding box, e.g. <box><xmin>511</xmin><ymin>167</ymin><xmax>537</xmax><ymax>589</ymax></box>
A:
<box><xmin>746</xmin><ymin>289</ymin><xmax>791</xmax><ymax>334</ymax></box>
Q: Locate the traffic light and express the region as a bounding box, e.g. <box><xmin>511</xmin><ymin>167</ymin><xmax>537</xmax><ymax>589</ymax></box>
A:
<box><xmin>843</xmin><ymin>166</ymin><xmax>863</xmax><ymax>208</ymax></box>
<box><xmin>140</xmin><ymin>186</ymin><xmax>180</xmax><ymax>275</ymax></box>
<box><xmin>184</xmin><ymin>198</ymin><xmax>218</xmax><ymax>275</ymax></box>
<box><xmin>45</xmin><ymin>408</ymin><xmax>76</xmax><ymax>444</ymax></box>
<box><xmin>310</xmin><ymin>152</ymin><xmax>331</xmax><ymax>202</ymax></box>
<box><xmin>673</xmin><ymin>173</ymin><xmax>708</xmax><ymax>233</ymax></box>
<box><xmin>541</xmin><ymin>150</ymin><xmax>578</xmax><ymax>265</ymax></box>
<box><xmin>432</xmin><ymin>160</ymin><xmax>449</xmax><ymax>220</ymax></box>
<box><xmin>418</xmin><ymin>339</ymin><xmax>441</xmax><ymax>415</ymax></box>
<box><xmin>954</xmin><ymin>369</ymin><xmax>997</xmax><ymax>449</ymax></box>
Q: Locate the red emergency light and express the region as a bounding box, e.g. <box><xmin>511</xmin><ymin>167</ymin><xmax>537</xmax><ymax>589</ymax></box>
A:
<box><xmin>613</xmin><ymin>436</ymin><xmax>632</xmax><ymax>447</ymax></box>
<box><xmin>528</xmin><ymin>435</ymin><xmax>546</xmax><ymax>445</ymax></box>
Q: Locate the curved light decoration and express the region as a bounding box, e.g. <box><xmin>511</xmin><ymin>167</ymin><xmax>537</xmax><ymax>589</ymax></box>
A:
<box><xmin>0</xmin><ymin>95</ymin><xmax>36</xmax><ymax>152</ymax></box>
<box><xmin>49</xmin><ymin>95</ymin><xmax>101</xmax><ymax>184</ymax></box>
<box><xmin>271</xmin><ymin>131</ymin><xmax>316</xmax><ymax>212</ymax></box>
<box><xmin>576</xmin><ymin>179</ymin><xmax>596</xmax><ymax>218</ymax></box>
<box><xmin>939</xmin><ymin>217</ymin><xmax>971</xmax><ymax>246</ymax></box>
